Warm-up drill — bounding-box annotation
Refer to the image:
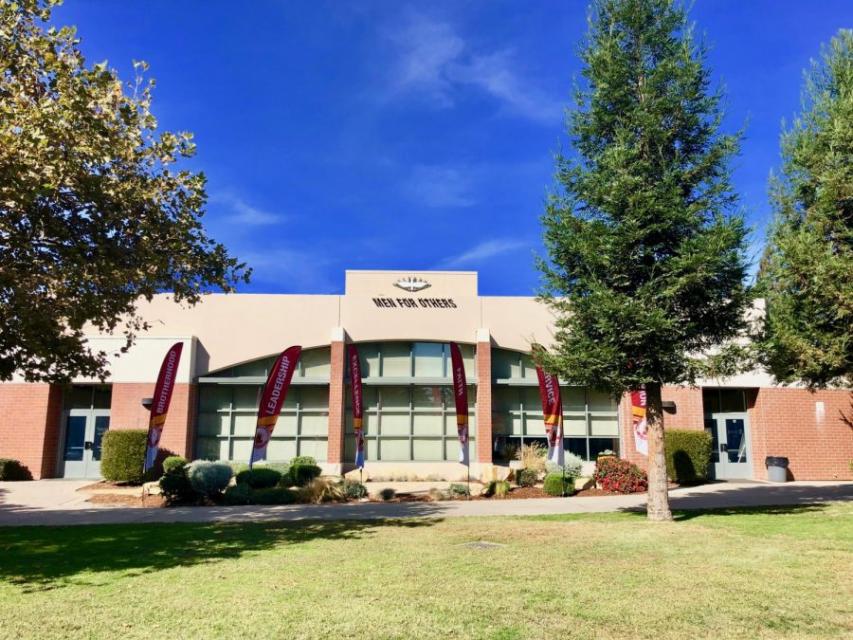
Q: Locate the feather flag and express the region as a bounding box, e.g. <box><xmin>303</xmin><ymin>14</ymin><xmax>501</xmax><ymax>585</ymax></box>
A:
<box><xmin>144</xmin><ymin>342</ymin><xmax>183</xmax><ymax>472</ymax></box>
<box><xmin>348</xmin><ymin>344</ymin><xmax>365</xmax><ymax>469</ymax></box>
<box><xmin>250</xmin><ymin>346</ymin><xmax>301</xmax><ymax>466</ymax></box>
<box><xmin>449</xmin><ymin>342</ymin><xmax>469</xmax><ymax>466</ymax></box>
<box><xmin>631</xmin><ymin>387</ymin><xmax>649</xmax><ymax>456</ymax></box>
<box><xmin>534</xmin><ymin>360</ymin><xmax>565</xmax><ymax>468</ymax></box>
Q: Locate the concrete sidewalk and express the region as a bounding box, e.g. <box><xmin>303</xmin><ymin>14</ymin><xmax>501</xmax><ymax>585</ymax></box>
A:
<box><xmin>0</xmin><ymin>479</ymin><xmax>850</xmax><ymax>527</ymax></box>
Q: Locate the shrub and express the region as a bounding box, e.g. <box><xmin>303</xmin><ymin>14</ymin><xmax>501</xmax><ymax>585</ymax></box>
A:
<box><xmin>285</xmin><ymin>462</ymin><xmax>322</xmax><ymax>487</ymax></box>
<box><xmin>162</xmin><ymin>456</ymin><xmax>187</xmax><ymax>474</ymax></box>
<box><xmin>543</xmin><ymin>472</ymin><xmax>574</xmax><ymax>496</ymax></box>
<box><xmin>516</xmin><ymin>442</ymin><xmax>547</xmax><ymax>476</ymax></box>
<box><xmin>291</xmin><ymin>455</ymin><xmax>316</xmax><ymax>466</ymax></box>
<box><xmin>0</xmin><ymin>458</ymin><xmax>32</xmax><ymax>481</ymax></box>
<box><xmin>222</xmin><ymin>482</ymin><xmax>252</xmax><ymax>505</ymax></box>
<box><xmin>665</xmin><ymin>429</ymin><xmax>713</xmax><ymax>484</ymax></box>
<box><xmin>379</xmin><ymin>487</ymin><xmax>396</xmax><ymax>501</ymax></box>
<box><xmin>484</xmin><ymin>480</ymin><xmax>511</xmax><ymax>498</ymax></box>
<box><xmin>159</xmin><ymin>466</ymin><xmax>197</xmax><ymax>505</ymax></box>
<box><xmin>235</xmin><ymin>467</ymin><xmax>282</xmax><ymax>489</ymax></box>
<box><xmin>186</xmin><ymin>460</ymin><xmax>233</xmax><ymax>498</ymax></box>
<box><xmin>251</xmin><ymin>486</ymin><xmax>299</xmax><ymax>505</ymax></box>
<box><xmin>448</xmin><ymin>483</ymin><xmax>470</xmax><ymax>498</ymax></box>
<box><xmin>516</xmin><ymin>468</ymin><xmax>538</xmax><ymax>487</ymax></box>
<box><xmin>299</xmin><ymin>478</ymin><xmax>345</xmax><ymax>504</ymax></box>
<box><xmin>100</xmin><ymin>430</ymin><xmax>148</xmax><ymax>484</ymax></box>
<box><xmin>546</xmin><ymin>452</ymin><xmax>585</xmax><ymax>480</ymax></box>
<box><xmin>428</xmin><ymin>487</ymin><xmax>447</xmax><ymax>501</ymax></box>
<box><xmin>343</xmin><ymin>480</ymin><xmax>368</xmax><ymax>500</ymax></box>
<box><xmin>594</xmin><ymin>457</ymin><xmax>647</xmax><ymax>494</ymax></box>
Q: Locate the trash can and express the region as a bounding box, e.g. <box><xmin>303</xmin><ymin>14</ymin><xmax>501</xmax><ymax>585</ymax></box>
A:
<box><xmin>765</xmin><ymin>456</ymin><xmax>789</xmax><ymax>482</ymax></box>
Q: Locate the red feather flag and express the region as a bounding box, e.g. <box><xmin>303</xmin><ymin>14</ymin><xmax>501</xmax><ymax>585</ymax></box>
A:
<box><xmin>449</xmin><ymin>342</ymin><xmax>469</xmax><ymax>466</ymax></box>
<box><xmin>250</xmin><ymin>346</ymin><xmax>301</xmax><ymax>466</ymax></box>
<box><xmin>144</xmin><ymin>342</ymin><xmax>183</xmax><ymax>472</ymax></box>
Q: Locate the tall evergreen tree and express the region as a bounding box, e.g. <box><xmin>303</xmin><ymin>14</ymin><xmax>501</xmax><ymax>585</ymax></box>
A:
<box><xmin>539</xmin><ymin>0</ymin><xmax>750</xmax><ymax>521</ymax></box>
<box><xmin>758</xmin><ymin>30</ymin><xmax>853</xmax><ymax>389</ymax></box>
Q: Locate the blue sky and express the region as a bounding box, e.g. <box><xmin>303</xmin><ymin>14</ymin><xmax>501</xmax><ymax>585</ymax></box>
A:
<box><xmin>53</xmin><ymin>1</ymin><xmax>852</xmax><ymax>295</ymax></box>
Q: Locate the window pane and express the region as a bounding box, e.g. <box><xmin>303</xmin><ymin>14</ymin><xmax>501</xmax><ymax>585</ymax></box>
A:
<box><xmin>703</xmin><ymin>389</ymin><xmax>720</xmax><ymax>414</ymax></box>
<box><xmin>299</xmin><ymin>386</ymin><xmax>329</xmax><ymax>410</ymax></box>
<box><xmin>233</xmin><ymin>386</ymin><xmax>262</xmax><ymax>410</ymax></box>
<box><xmin>413</xmin><ymin>342</ymin><xmax>444</xmax><ymax>377</ymax></box>
<box><xmin>522</xmin><ymin>414</ymin><xmax>544</xmax><ymax>436</ymax></box>
<box><xmin>413</xmin><ymin>413</ymin><xmax>444</xmax><ymax>435</ymax></box>
<box><xmin>231</xmin><ymin>357</ymin><xmax>274</xmax><ymax>377</ymax></box>
<box><xmin>63</xmin><ymin>415</ymin><xmax>86</xmax><ymax>461</ymax></box>
<box><xmin>345</xmin><ymin>412</ymin><xmax>375</xmax><ymax>435</ymax></box>
<box><xmin>564</xmin><ymin>415</ymin><xmax>587</xmax><ymax>436</ymax></box>
<box><xmin>380</xmin><ymin>413</ymin><xmax>409</xmax><ymax>436</ymax></box>
<box><xmin>379</xmin><ymin>438</ymin><xmax>409</xmax><ymax>460</ymax></box>
<box><xmin>357</xmin><ymin>344</ymin><xmax>381</xmax><ymax>378</ymax></box>
<box><xmin>519</xmin><ymin>354</ymin><xmax>536</xmax><ymax>380</ymax></box>
<box><xmin>588</xmin><ymin>389</ymin><xmax>615</xmax><ymax>412</ymax></box>
<box><xmin>274</xmin><ymin>414</ymin><xmax>299</xmax><ymax>437</ymax></box>
<box><xmin>413</xmin><ymin>438</ymin><xmax>444</xmax><ymax>461</ymax></box>
<box><xmin>589</xmin><ymin>438</ymin><xmax>619</xmax><ymax>458</ymax></box>
<box><xmin>491</xmin><ymin>349</ymin><xmax>517</xmax><ymax>380</ymax></box>
<box><xmin>199</xmin><ymin>386</ymin><xmax>231</xmax><ymax>413</ymax></box>
<box><xmin>196</xmin><ymin>437</ymin><xmax>222</xmax><ymax>460</ymax></box>
<box><xmin>300</xmin><ymin>413</ymin><xmax>327</xmax><ymax>436</ymax></box>
<box><xmin>567</xmin><ymin>437</ymin><xmax>588</xmax><ymax>460</ymax></box>
<box><xmin>562</xmin><ymin>387</ymin><xmax>586</xmax><ymax>412</ymax></box>
<box><xmin>67</xmin><ymin>386</ymin><xmax>93</xmax><ymax>410</ymax></box>
<box><xmin>521</xmin><ymin>387</ymin><xmax>542</xmax><ymax>412</ymax></box>
<box><xmin>380</xmin><ymin>387</ymin><xmax>409</xmax><ymax>410</ymax></box>
<box><xmin>298</xmin><ymin>438</ymin><xmax>327</xmax><ymax>461</ymax></box>
<box><xmin>92</xmin><ymin>386</ymin><xmax>112</xmax><ymax>410</ymax></box>
<box><xmin>492</xmin><ymin>387</ymin><xmax>519</xmax><ymax>413</ymax></box>
<box><xmin>265</xmin><ymin>438</ymin><xmax>296</xmax><ymax>461</ymax></box>
<box><xmin>413</xmin><ymin>386</ymin><xmax>445</xmax><ymax>408</ymax></box>
<box><xmin>382</xmin><ymin>343</ymin><xmax>411</xmax><ymax>377</ymax></box>
<box><xmin>232</xmin><ymin>413</ymin><xmax>256</xmax><ymax>437</ymax></box>
<box><xmin>300</xmin><ymin>348</ymin><xmax>330</xmax><ymax>377</ymax></box>
<box><xmin>590</xmin><ymin>415</ymin><xmax>619</xmax><ymax>436</ymax></box>
<box><xmin>720</xmin><ymin>389</ymin><xmax>746</xmax><ymax>412</ymax></box>
<box><xmin>197</xmin><ymin>412</ymin><xmax>228</xmax><ymax>437</ymax></box>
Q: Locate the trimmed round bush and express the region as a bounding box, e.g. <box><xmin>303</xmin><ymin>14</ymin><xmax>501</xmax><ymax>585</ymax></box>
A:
<box><xmin>286</xmin><ymin>462</ymin><xmax>322</xmax><ymax>487</ymax></box>
<box><xmin>186</xmin><ymin>460</ymin><xmax>233</xmax><ymax>498</ymax></box>
<box><xmin>665</xmin><ymin>429</ymin><xmax>713</xmax><ymax>484</ymax></box>
<box><xmin>236</xmin><ymin>467</ymin><xmax>282</xmax><ymax>489</ymax></box>
<box><xmin>159</xmin><ymin>467</ymin><xmax>197</xmax><ymax>505</ymax></box>
<box><xmin>162</xmin><ymin>455</ymin><xmax>187</xmax><ymax>474</ymax></box>
<box><xmin>379</xmin><ymin>487</ymin><xmax>396</xmax><ymax>501</ymax></box>
<box><xmin>0</xmin><ymin>458</ymin><xmax>33</xmax><ymax>481</ymax></box>
<box><xmin>594</xmin><ymin>457</ymin><xmax>647</xmax><ymax>493</ymax></box>
<box><xmin>100</xmin><ymin>430</ymin><xmax>148</xmax><ymax>484</ymax></box>
<box><xmin>516</xmin><ymin>468</ymin><xmax>538</xmax><ymax>487</ymax></box>
<box><xmin>543</xmin><ymin>472</ymin><xmax>573</xmax><ymax>497</ymax></box>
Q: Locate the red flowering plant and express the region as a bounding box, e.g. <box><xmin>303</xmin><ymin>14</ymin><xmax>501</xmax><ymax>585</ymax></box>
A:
<box><xmin>593</xmin><ymin>457</ymin><xmax>648</xmax><ymax>494</ymax></box>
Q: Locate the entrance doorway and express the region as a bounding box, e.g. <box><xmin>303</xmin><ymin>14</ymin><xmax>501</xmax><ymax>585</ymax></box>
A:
<box><xmin>702</xmin><ymin>389</ymin><xmax>752</xmax><ymax>480</ymax></box>
<box><xmin>59</xmin><ymin>386</ymin><xmax>111</xmax><ymax>478</ymax></box>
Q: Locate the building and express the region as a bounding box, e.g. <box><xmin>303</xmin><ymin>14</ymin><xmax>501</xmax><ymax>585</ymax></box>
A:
<box><xmin>1</xmin><ymin>270</ymin><xmax>850</xmax><ymax>482</ymax></box>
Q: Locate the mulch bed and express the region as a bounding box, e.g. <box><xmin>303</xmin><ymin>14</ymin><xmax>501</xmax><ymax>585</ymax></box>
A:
<box><xmin>85</xmin><ymin>493</ymin><xmax>165</xmax><ymax>508</ymax></box>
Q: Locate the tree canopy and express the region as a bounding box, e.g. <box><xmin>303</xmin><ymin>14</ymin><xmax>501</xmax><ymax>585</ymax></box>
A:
<box><xmin>0</xmin><ymin>0</ymin><xmax>249</xmax><ymax>382</ymax></box>
<box><xmin>758</xmin><ymin>29</ymin><xmax>853</xmax><ymax>389</ymax></box>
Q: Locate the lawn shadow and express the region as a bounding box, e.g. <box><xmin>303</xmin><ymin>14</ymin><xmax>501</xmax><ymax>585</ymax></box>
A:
<box><xmin>616</xmin><ymin>502</ymin><xmax>832</xmax><ymax>521</ymax></box>
<box><xmin>0</xmin><ymin>515</ymin><xmax>440</xmax><ymax>592</ymax></box>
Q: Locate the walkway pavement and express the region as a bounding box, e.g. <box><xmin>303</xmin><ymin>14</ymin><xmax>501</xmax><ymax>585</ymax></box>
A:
<box><xmin>0</xmin><ymin>479</ymin><xmax>850</xmax><ymax>527</ymax></box>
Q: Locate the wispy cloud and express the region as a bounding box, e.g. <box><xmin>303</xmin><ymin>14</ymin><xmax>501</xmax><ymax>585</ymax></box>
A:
<box><xmin>403</xmin><ymin>164</ymin><xmax>476</xmax><ymax>208</ymax></box>
<box><xmin>210</xmin><ymin>193</ymin><xmax>284</xmax><ymax>226</ymax></box>
<box><xmin>385</xmin><ymin>13</ymin><xmax>562</xmax><ymax>124</ymax></box>
<box><xmin>236</xmin><ymin>247</ymin><xmax>337</xmax><ymax>292</ymax></box>
<box><xmin>436</xmin><ymin>238</ymin><xmax>530</xmax><ymax>269</ymax></box>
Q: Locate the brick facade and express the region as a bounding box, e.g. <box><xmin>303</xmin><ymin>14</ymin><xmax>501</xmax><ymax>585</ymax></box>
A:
<box><xmin>0</xmin><ymin>384</ymin><xmax>63</xmax><ymax>479</ymax></box>
<box><xmin>749</xmin><ymin>388</ymin><xmax>852</xmax><ymax>481</ymax></box>
<box><xmin>326</xmin><ymin>339</ymin><xmax>346</xmax><ymax>466</ymax></box>
<box><xmin>475</xmin><ymin>339</ymin><xmax>493</xmax><ymax>463</ymax></box>
<box><xmin>108</xmin><ymin>383</ymin><xmax>197</xmax><ymax>458</ymax></box>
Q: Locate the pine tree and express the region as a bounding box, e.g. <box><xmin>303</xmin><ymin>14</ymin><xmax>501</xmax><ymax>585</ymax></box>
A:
<box><xmin>758</xmin><ymin>30</ymin><xmax>853</xmax><ymax>389</ymax></box>
<box><xmin>539</xmin><ymin>0</ymin><xmax>750</xmax><ymax>521</ymax></box>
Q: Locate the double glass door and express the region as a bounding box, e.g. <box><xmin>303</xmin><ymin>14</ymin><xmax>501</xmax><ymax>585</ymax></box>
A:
<box><xmin>60</xmin><ymin>409</ymin><xmax>110</xmax><ymax>478</ymax></box>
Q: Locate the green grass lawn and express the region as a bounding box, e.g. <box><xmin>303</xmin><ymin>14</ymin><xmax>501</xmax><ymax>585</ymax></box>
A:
<box><xmin>0</xmin><ymin>503</ymin><xmax>851</xmax><ymax>640</ymax></box>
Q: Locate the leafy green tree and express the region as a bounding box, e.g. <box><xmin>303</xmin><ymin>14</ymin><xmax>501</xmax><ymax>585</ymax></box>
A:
<box><xmin>538</xmin><ymin>0</ymin><xmax>750</xmax><ymax>521</ymax></box>
<box><xmin>758</xmin><ymin>30</ymin><xmax>853</xmax><ymax>389</ymax></box>
<box><xmin>0</xmin><ymin>0</ymin><xmax>249</xmax><ymax>382</ymax></box>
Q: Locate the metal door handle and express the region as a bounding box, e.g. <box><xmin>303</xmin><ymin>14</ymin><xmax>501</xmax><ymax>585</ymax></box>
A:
<box><xmin>84</xmin><ymin>441</ymin><xmax>93</xmax><ymax>450</ymax></box>
<box><xmin>719</xmin><ymin>443</ymin><xmax>728</xmax><ymax>452</ymax></box>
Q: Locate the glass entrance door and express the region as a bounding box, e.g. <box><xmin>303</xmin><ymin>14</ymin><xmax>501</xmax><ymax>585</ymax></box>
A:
<box><xmin>705</xmin><ymin>413</ymin><xmax>751</xmax><ymax>479</ymax></box>
<box><xmin>60</xmin><ymin>410</ymin><xmax>110</xmax><ymax>478</ymax></box>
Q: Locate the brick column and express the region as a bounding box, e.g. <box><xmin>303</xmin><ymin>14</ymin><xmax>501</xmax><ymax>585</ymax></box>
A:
<box><xmin>475</xmin><ymin>329</ymin><xmax>493</xmax><ymax>464</ymax></box>
<box><xmin>326</xmin><ymin>328</ymin><xmax>346</xmax><ymax>471</ymax></box>
<box><xmin>0</xmin><ymin>383</ymin><xmax>63</xmax><ymax>479</ymax></box>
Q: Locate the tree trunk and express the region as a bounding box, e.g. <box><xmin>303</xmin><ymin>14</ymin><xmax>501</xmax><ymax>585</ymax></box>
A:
<box><xmin>645</xmin><ymin>383</ymin><xmax>673</xmax><ymax>521</ymax></box>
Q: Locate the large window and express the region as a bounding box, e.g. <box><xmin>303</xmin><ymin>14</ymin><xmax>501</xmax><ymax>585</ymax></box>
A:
<box><xmin>491</xmin><ymin>349</ymin><xmax>619</xmax><ymax>461</ymax></box>
<box><xmin>195</xmin><ymin>347</ymin><xmax>331</xmax><ymax>462</ymax></box>
<box><xmin>342</xmin><ymin>342</ymin><xmax>477</xmax><ymax>462</ymax></box>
